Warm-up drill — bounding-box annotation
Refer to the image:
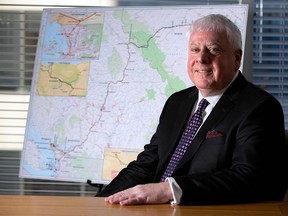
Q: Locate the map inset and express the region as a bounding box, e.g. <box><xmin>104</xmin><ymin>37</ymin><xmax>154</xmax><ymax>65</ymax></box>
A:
<box><xmin>20</xmin><ymin>6</ymin><xmax>248</xmax><ymax>184</ymax></box>
<box><xmin>43</xmin><ymin>12</ymin><xmax>104</xmax><ymax>59</ymax></box>
<box><xmin>37</xmin><ymin>62</ymin><xmax>90</xmax><ymax>96</ymax></box>
<box><xmin>102</xmin><ymin>148</ymin><xmax>141</xmax><ymax>181</ymax></box>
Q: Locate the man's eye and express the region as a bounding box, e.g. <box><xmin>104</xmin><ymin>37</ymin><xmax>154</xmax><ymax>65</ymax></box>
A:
<box><xmin>190</xmin><ymin>47</ymin><xmax>199</xmax><ymax>52</ymax></box>
<box><xmin>209</xmin><ymin>47</ymin><xmax>222</xmax><ymax>54</ymax></box>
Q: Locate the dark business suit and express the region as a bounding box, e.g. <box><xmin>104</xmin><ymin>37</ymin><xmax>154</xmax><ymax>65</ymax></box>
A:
<box><xmin>96</xmin><ymin>73</ymin><xmax>288</xmax><ymax>204</ymax></box>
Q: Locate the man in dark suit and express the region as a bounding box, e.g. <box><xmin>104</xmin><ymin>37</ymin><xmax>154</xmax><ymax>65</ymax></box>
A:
<box><xmin>96</xmin><ymin>14</ymin><xmax>288</xmax><ymax>205</ymax></box>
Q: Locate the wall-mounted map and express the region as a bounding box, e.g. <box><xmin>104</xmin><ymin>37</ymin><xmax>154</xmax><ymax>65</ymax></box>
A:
<box><xmin>20</xmin><ymin>5</ymin><xmax>248</xmax><ymax>184</ymax></box>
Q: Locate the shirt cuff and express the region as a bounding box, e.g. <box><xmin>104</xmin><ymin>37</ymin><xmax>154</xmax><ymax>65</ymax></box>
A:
<box><xmin>166</xmin><ymin>177</ymin><xmax>183</xmax><ymax>205</ymax></box>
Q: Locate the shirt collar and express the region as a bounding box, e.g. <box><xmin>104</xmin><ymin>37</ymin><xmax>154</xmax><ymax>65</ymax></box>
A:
<box><xmin>198</xmin><ymin>70</ymin><xmax>239</xmax><ymax>107</ymax></box>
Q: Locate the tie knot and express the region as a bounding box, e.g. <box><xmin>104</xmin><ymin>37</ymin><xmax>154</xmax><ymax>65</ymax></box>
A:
<box><xmin>198</xmin><ymin>98</ymin><xmax>209</xmax><ymax>112</ymax></box>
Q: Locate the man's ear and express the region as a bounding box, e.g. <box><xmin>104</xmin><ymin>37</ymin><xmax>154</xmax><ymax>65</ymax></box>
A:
<box><xmin>234</xmin><ymin>49</ymin><xmax>243</xmax><ymax>71</ymax></box>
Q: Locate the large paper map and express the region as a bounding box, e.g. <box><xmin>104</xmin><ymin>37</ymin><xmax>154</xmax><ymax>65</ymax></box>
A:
<box><xmin>20</xmin><ymin>5</ymin><xmax>248</xmax><ymax>184</ymax></box>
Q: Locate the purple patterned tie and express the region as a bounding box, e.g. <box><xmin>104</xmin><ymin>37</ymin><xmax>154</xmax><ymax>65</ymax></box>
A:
<box><xmin>160</xmin><ymin>98</ymin><xmax>209</xmax><ymax>182</ymax></box>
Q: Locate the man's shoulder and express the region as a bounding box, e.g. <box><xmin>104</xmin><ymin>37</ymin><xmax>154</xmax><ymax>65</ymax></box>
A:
<box><xmin>241</xmin><ymin>80</ymin><xmax>279</xmax><ymax>102</ymax></box>
<box><xmin>163</xmin><ymin>86</ymin><xmax>197</xmax><ymax>108</ymax></box>
<box><xmin>229</xmin><ymin>73</ymin><xmax>278</xmax><ymax>103</ymax></box>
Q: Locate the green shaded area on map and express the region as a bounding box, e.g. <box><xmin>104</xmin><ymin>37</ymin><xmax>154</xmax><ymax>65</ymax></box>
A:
<box><xmin>113</xmin><ymin>10</ymin><xmax>186</xmax><ymax>97</ymax></box>
<box><xmin>108</xmin><ymin>48</ymin><xmax>123</xmax><ymax>77</ymax></box>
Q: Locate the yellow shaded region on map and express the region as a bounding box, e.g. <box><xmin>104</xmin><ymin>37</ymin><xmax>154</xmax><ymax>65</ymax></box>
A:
<box><xmin>37</xmin><ymin>62</ymin><xmax>90</xmax><ymax>96</ymax></box>
<box><xmin>102</xmin><ymin>147</ymin><xmax>142</xmax><ymax>181</ymax></box>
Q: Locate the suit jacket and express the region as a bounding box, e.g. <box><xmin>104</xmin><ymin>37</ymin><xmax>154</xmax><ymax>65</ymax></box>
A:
<box><xmin>96</xmin><ymin>73</ymin><xmax>288</xmax><ymax>204</ymax></box>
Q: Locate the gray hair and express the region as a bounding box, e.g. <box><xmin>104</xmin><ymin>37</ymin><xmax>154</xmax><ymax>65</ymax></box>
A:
<box><xmin>188</xmin><ymin>14</ymin><xmax>242</xmax><ymax>50</ymax></box>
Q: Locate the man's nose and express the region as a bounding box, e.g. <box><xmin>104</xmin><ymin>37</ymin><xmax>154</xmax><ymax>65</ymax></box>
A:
<box><xmin>196</xmin><ymin>49</ymin><xmax>211</xmax><ymax>63</ymax></box>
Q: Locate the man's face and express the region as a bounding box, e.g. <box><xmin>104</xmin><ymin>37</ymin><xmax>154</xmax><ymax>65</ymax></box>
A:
<box><xmin>187</xmin><ymin>30</ymin><xmax>242</xmax><ymax>96</ymax></box>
